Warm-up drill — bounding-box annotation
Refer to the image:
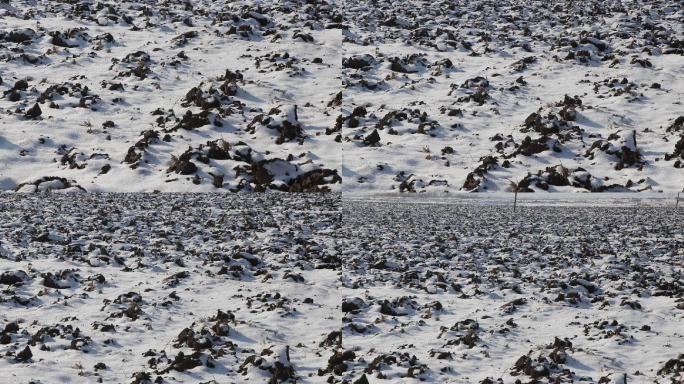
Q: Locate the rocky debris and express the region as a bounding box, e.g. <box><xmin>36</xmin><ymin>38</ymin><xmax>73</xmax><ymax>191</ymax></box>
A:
<box><xmin>60</xmin><ymin>149</ymin><xmax>87</xmax><ymax>170</ymax></box>
<box><xmin>238</xmin><ymin>346</ymin><xmax>298</xmax><ymax>383</ymax></box>
<box><xmin>328</xmin><ymin>92</ymin><xmax>342</xmax><ymax>108</ymax></box>
<box><xmin>15</xmin><ymin>345</ymin><xmax>32</xmax><ymax>362</ymax></box>
<box><xmin>515</xmin><ymin>165</ymin><xmax>643</xmax><ymax>192</ymax></box>
<box><xmin>567</xmin><ymin>168</ymin><xmax>627</xmax><ymax>192</ymax></box>
<box><xmin>508</xmin><ymin>136</ymin><xmax>556</xmax><ymax>157</ymax></box>
<box><xmin>377</xmin><ymin>296</ymin><xmax>417</xmax><ymax>316</ymax></box>
<box><xmin>461</xmin><ymin>156</ymin><xmax>498</xmax><ymax>191</ymax></box>
<box><xmin>156</xmin><ymin>137</ymin><xmax>339</xmax><ymax>192</ymax></box>
<box><xmin>388</xmin><ymin>56</ymin><xmax>419</xmax><ymax>73</ymax></box>
<box><xmin>130</xmin><ymin>372</ymin><xmax>153</xmax><ymax>384</ymax></box>
<box><xmin>343</xmin><ymin>54</ymin><xmax>376</xmax><ymax>70</ymax></box>
<box><xmin>363</xmin><ymin>129</ymin><xmax>381</xmax><ymax>146</ymax></box>
<box><xmin>167</xmin><ymin>154</ymin><xmax>198</xmax><ymax>175</ymax></box>
<box><xmin>522</xmin><ymin>110</ymin><xmax>579</xmax><ymax>137</ymax></box>
<box><xmin>666</xmin><ymin>116</ymin><xmax>684</xmax><ymax>133</ymax></box>
<box><xmin>584</xmin><ymin>130</ymin><xmax>644</xmax><ymax>170</ymax></box>
<box><xmin>2</xmin><ymin>28</ymin><xmax>37</xmax><ymax>44</ymax></box>
<box><xmin>123</xmin><ymin>130</ymin><xmax>161</xmax><ymax>168</ymax></box>
<box><xmin>658</xmin><ymin>355</ymin><xmax>684</xmax><ymax>378</ymax></box>
<box><xmin>511</xmin><ymin>345</ymin><xmax>575</xmax><ymax>382</ymax></box>
<box><xmin>42</xmin><ymin>271</ymin><xmax>79</xmax><ymax>289</ymax></box>
<box><xmin>14</xmin><ymin>176</ymin><xmax>86</xmax><ymax>193</ymax></box>
<box><xmin>342</xmin><ymin>297</ymin><xmax>365</xmax><ymax>313</ymax></box>
<box><xmin>246</xmin><ymin>105</ymin><xmax>305</xmax><ymax>145</ymax></box>
<box><xmin>511</xmin><ymin>56</ymin><xmax>537</xmax><ymax>72</ymax></box>
<box><xmin>339</xmin><ymin>0</ymin><xmax>683</xmax><ymax>194</ymax></box>
<box><xmin>0</xmin><ymin>270</ymin><xmax>28</xmax><ymax>285</ymax></box>
<box><xmin>3</xmin><ymin>0</ymin><xmax>681</xmax><ymax>194</ymax></box>
<box><xmin>163</xmin><ymin>271</ymin><xmax>189</xmax><ymax>288</ymax></box>
<box><xmin>0</xmin><ymin>193</ymin><xmax>341</xmax><ymax>381</ymax></box>
<box><xmin>520</xmin><ymin>165</ymin><xmax>571</xmax><ymax>191</ymax></box>
<box><xmin>24</xmin><ymin>103</ymin><xmax>42</xmax><ymax>119</ymax></box>
<box><xmin>630</xmin><ymin>57</ymin><xmax>652</xmax><ymax>68</ymax></box>
<box><xmin>249</xmin><ymin>158</ymin><xmax>340</xmax><ymax>192</ymax></box>
<box><xmin>172</xmin><ymin>110</ymin><xmax>213</xmax><ymax>131</ymax></box>
<box><xmin>184</xmin><ymin>86</ymin><xmax>224</xmax><ymax>110</ymax></box>
<box><xmin>0</xmin><ymin>193</ymin><xmax>682</xmax><ymax>381</ymax></box>
<box><xmin>320</xmin><ymin>349</ymin><xmax>355</xmax><ymax>376</ymax></box>
<box><xmin>362</xmin><ymin>352</ymin><xmax>430</xmax><ymax>380</ymax></box>
<box><xmin>104</xmin><ymin>292</ymin><xmax>145</xmax><ymax>321</ymax></box>
<box><xmin>341</xmin><ymin>200</ymin><xmax>683</xmax><ymax>381</ymax></box>
<box><xmin>114</xmin><ymin>50</ymin><xmax>153</xmax><ymax>80</ymax></box>
<box><xmin>288</xmin><ymin>168</ymin><xmax>342</xmax><ymax>192</ymax></box>
<box><xmin>461</xmin><ymin>88</ymin><xmax>489</xmax><ymax>105</ymax></box>
<box><xmin>665</xmin><ymin>135</ymin><xmax>684</xmax><ymax>167</ymax></box>
<box><xmin>49</xmin><ymin>29</ymin><xmax>88</xmax><ymax>48</ymax></box>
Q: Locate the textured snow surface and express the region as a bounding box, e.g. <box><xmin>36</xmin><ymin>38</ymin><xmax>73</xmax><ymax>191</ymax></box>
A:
<box><xmin>0</xmin><ymin>194</ymin><xmax>341</xmax><ymax>384</ymax></box>
<box><xmin>341</xmin><ymin>201</ymin><xmax>684</xmax><ymax>383</ymax></box>
<box><xmin>1</xmin><ymin>0</ymin><xmax>684</xmax><ymax>383</ymax></box>
<box><xmin>0</xmin><ymin>0</ymin><xmax>342</xmax><ymax>193</ymax></box>
<box><xmin>340</xmin><ymin>0</ymin><xmax>684</xmax><ymax>194</ymax></box>
<box><xmin>1</xmin><ymin>0</ymin><xmax>683</xmax><ymax>193</ymax></box>
<box><xmin>1</xmin><ymin>194</ymin><xmax>684</xmax><ymax>383</ymax></box>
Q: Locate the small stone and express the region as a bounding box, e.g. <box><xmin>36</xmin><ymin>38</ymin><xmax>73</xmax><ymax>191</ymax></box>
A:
<box><xmin>16</xmin><ymin>345</ymin><xmax>32</xmax><ymax>362</ymax></box>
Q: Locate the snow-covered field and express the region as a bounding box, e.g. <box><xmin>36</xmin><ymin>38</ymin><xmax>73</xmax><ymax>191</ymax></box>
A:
<box><xmin>1</xmin><ymin>0</ymin><xmax>682</xmax><ymax>194</ymax></box>
<box><xmin>341</xmin><ymin>200</ymin><xmax>684</xmax><ymax>383</ymax></box>
<box><xmin>1</xmin><ymin>194</ymin><xmax>683</xmax><ymax>383</ymax></box>
<box><xmin>1</xmin><ymin>0</ymin><xmax>684</xmax><ymax>383</ymax></box>
<box><xmin>0</xmin><ymin>194</ymin><xmax>341</xmax><ymax>383</ymax></box>
<box><xmin>1</xmin><ymin>0</ymin><xmax>342</xmax><ymax>193</ymax></box>
<box><xmin>341</xmin><ymin>0</ymin><xmax>684</xmax><ymax>194</ymax></box>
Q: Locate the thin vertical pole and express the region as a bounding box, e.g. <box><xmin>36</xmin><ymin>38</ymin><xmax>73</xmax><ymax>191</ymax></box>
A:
<box><xmin>513</xmin><ymin>190</ymin><xmax>518</xmax><ymax>213</ymax></box>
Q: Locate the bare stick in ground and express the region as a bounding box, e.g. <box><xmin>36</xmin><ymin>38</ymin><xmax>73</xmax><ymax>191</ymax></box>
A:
<box><xmin>509</xmin><ymin>180</ymin><xmax>520</xmax><ymax>213</ymax></box>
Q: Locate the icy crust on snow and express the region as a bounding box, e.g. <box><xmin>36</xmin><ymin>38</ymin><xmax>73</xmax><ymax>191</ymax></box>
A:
<box><xmin>340</xmin><ymin>201</ymin><xmax>684</xmax><ymax>383</ymax></box>
<box><xmin>0</xmin><ymin>0</ymin><xmax>342</xmax><ymax>192</ymax></box>
<box><xmin>0</xmin><ymin>194</ymin><xmax>341</xmax><ymax>383</ymax></box>
<box><xmin>341</xmin><ymin>0</ymin><xmax>684</xmax><ymax>194</ymax></box>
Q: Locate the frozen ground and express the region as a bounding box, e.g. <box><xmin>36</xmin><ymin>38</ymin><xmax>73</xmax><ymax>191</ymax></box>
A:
<box><xmin>1</xmin><ymin>0</ymin><xmax>682</xmax><ymax>194</ymax></box>
<box><xmin>0</xmin><ymin>0</ymin><xmax>342</xmax><ymax>193</ymax></box>
<box><xmin>1</xmin><ymin>194</ymin><xmax>683</xmax><ymax>383</ymax></box>
<box><xmin>341</xmin><ymin>200</ymin><xmax>684</xmax><ymax>384</ymax></box>
<box><xmin>342</xmin><ymin>0</ymin><xmax>684</xmax><ymax>194</ymax></box>
<box><xmin>0</xmin><ymin>194</ymin><xmax>341</xmax><ymax>384</ymax></box>
<box><xmin>1</xmin><ymin>0</ymin><xmax>683</xmax><ymax>383</ymax></box>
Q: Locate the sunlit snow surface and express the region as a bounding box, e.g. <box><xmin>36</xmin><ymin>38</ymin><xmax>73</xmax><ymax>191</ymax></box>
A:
<box><xmin>0</xmin><ymin>0</ymin><xmax>342</xmax><ymax>193</ymax></box>
<box><xmin>1</xmin><ymin>0</ymin><xmax>683</xmax><ymax>193</ymax></box>
<box><xmin>1</xmin><ymin>194</ymin><xmax>683</xmax><ymax>383</ymax></box>
<box><xmin>1</xmin><ymin>0</ymin><xmax>684</xmax><ymax>383</ymax></box>
<box><xmin>340</xmin><ymin>0</ymin><xmax>684</xmax><ymax>194</ymax></box>
<box><xmin>341</xmin><ymin>199</ymin><xmax>684</xmax><ymax>383</ymax></box>
<box><xmin>0</xmin><ymin>194</ymin><xmax>341</xmax><ymax>383</ymax></box>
